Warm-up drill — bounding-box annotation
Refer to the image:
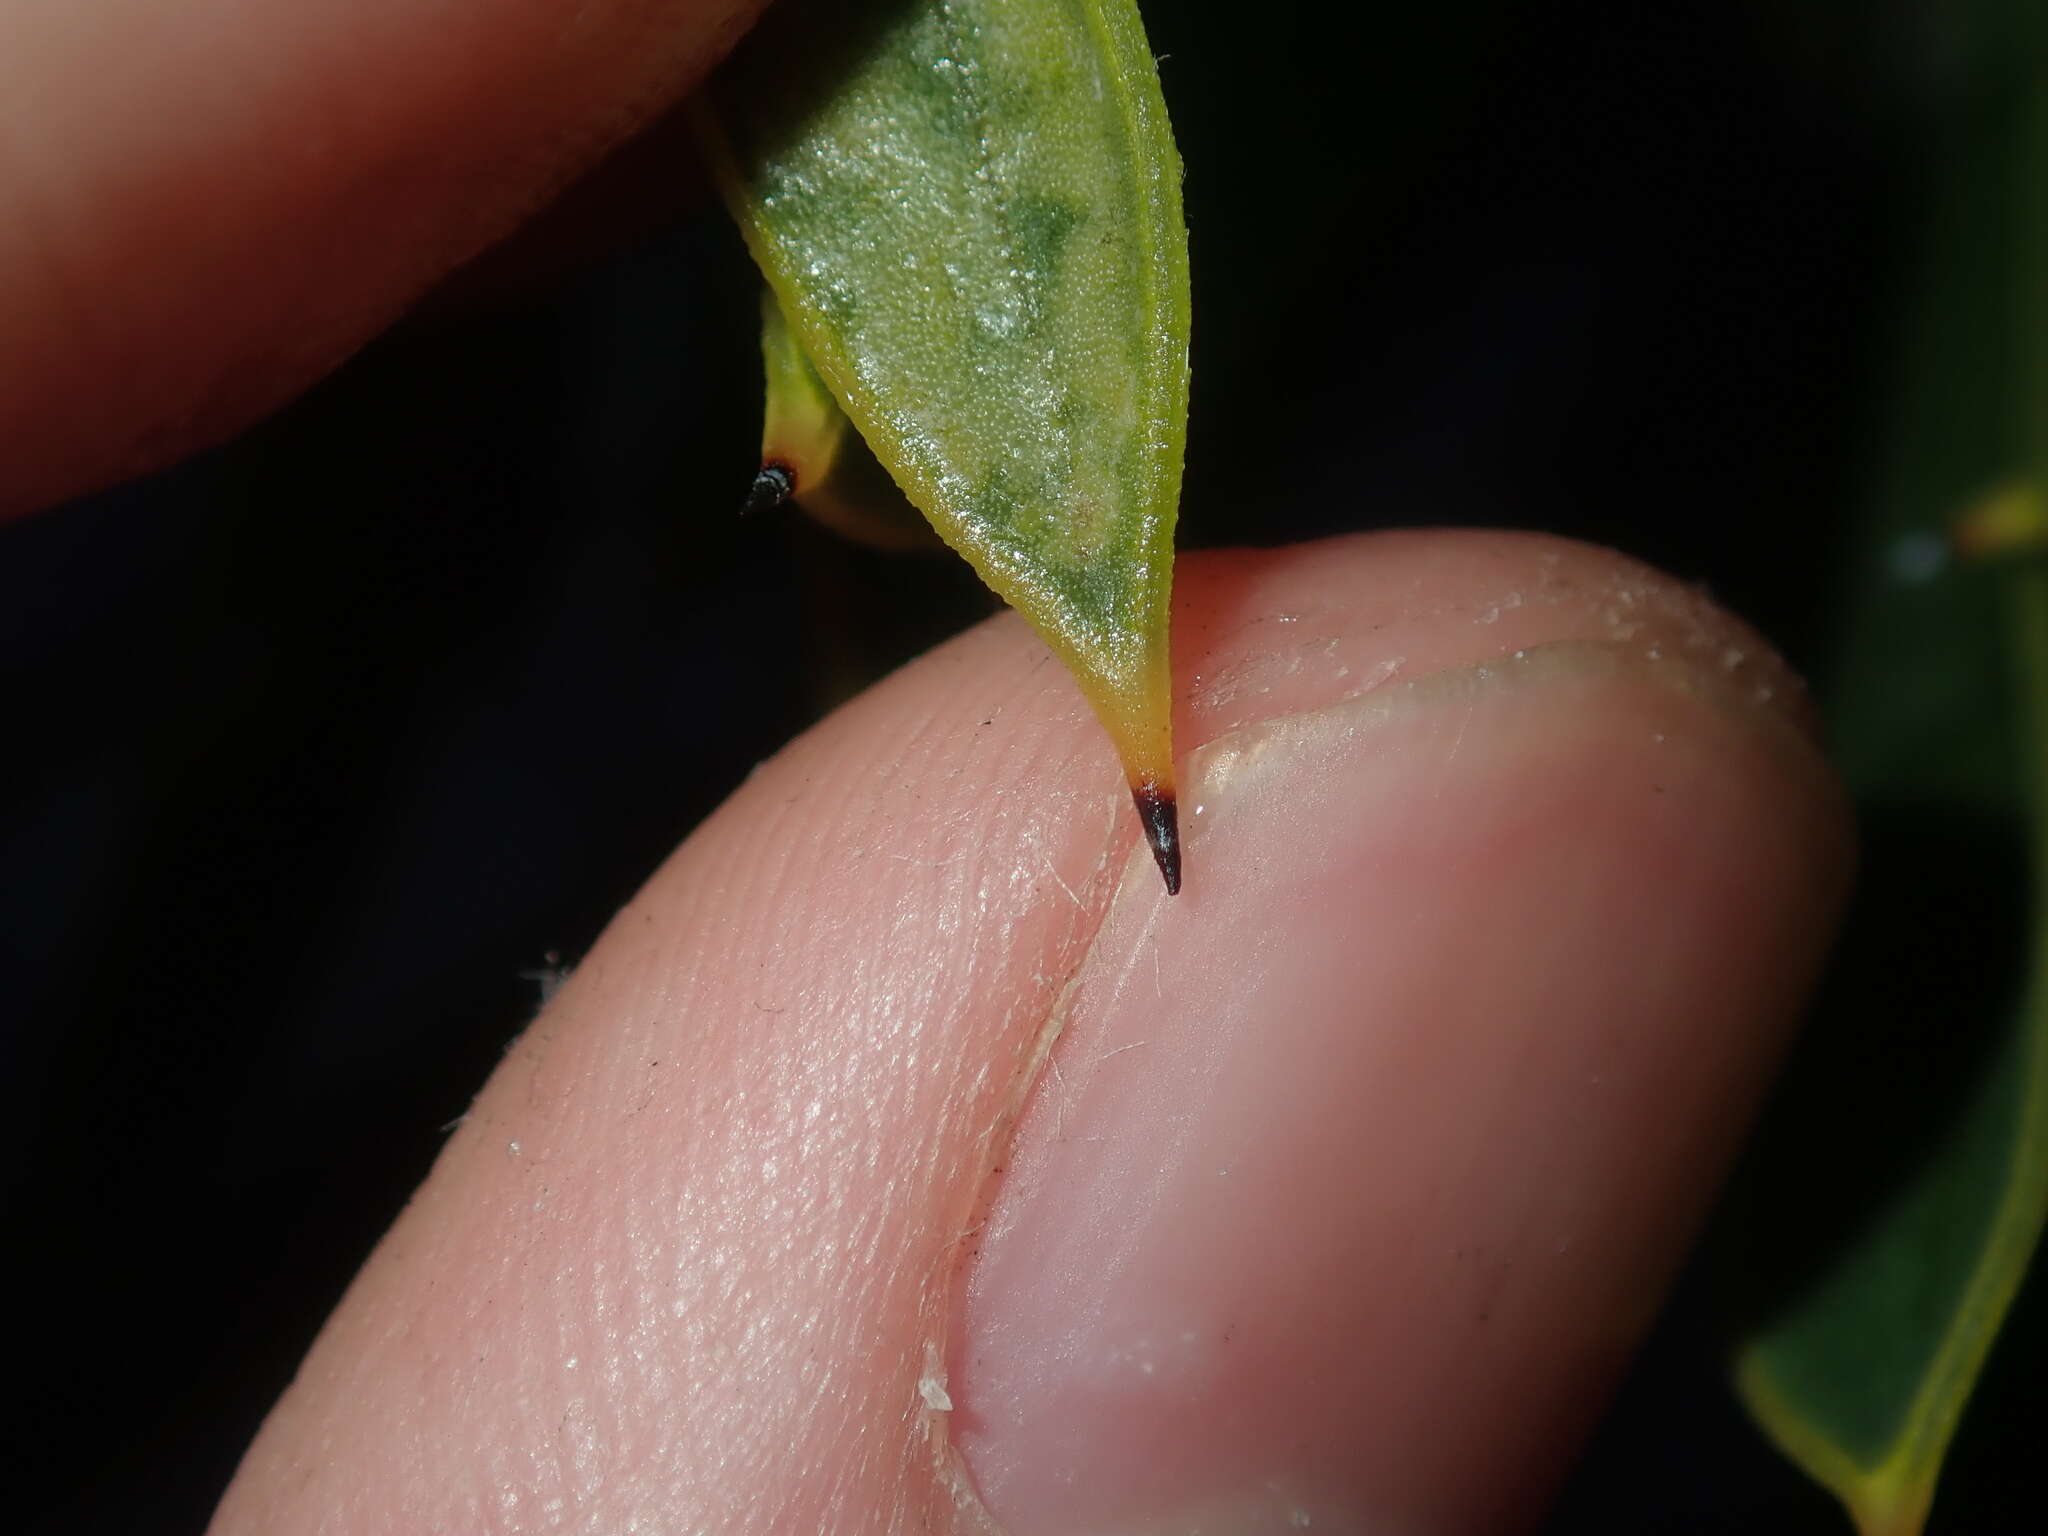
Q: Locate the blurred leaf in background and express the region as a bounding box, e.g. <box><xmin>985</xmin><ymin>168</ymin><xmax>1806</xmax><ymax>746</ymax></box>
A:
<box><xmin>1729</xmin><ymin>0</ymin><xmax>2048</xmax><ymax>1530</ymax></box>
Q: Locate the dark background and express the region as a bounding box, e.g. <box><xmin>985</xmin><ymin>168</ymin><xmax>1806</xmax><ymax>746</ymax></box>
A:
<box><xmin>2</xmin><ymin>1</ymin><xmax>2030</xmax><ymax>1529</ymax></box>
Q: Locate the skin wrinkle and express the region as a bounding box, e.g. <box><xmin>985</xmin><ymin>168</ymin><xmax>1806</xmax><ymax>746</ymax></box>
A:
<box><xmin>1172</xmin><ymin>535</ymin><xmax>1806</xmax><ymax>750</ymax></box>
<box><xmin>922</xmin><ymin>772</ymin><xmax>1131</xmax><ymax>1524</ymax></box>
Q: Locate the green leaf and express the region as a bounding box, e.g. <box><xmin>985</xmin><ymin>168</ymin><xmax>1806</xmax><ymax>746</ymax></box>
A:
<box><xmin>698</xmin><ymin>0</ymin><xmax>1191</xmax><ymax>891</ymax></box>
<box><xmin>1732</xmin><ymin>5</ymin><xmax>2048</xmax><ymax>1529</ymax></box>
<box><xmin>751</xmin><ymin>291</ymin><xmax>937</xmax><ymax>551</ymax></box>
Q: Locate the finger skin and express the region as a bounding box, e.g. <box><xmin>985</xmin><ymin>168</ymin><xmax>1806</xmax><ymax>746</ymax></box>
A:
<box><xmin>0</xmin><ymin>0</ymin><xmax>768</xmax><ymax>516</ymax></box>
<box><xmin>955</xmin><ymin>599</ymin><xmax>1841</xmax><ymax>1531</ymax></box>
<box><xmin>209</xmin><ymin>531</ymin><xmax>1850</xmax><ymax>1533</ymax></box>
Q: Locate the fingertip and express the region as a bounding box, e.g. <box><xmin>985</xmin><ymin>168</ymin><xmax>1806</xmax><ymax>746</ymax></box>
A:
<box><xmin>210</xmin><ymin>530</ymin><xmax>1850</xmax><ymax>1534</ymax></box>
<box><xmin>951</xmin><ymin>533</ymin><xmax>1850</xmax><ymax>1533</ymax></box>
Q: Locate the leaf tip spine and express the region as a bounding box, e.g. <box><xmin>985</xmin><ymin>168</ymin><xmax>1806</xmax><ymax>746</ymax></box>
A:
<box><xmin>1130</xmin><ymin>778</ymin><xmax>1181</xmax><ymax>896</ymax></box>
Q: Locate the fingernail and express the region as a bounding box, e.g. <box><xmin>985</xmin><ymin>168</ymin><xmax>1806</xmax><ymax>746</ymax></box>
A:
<box><xmin>950</xmin><ymin>644</ymin><xmax>1847</xmax><ymax>1534</ymax></box>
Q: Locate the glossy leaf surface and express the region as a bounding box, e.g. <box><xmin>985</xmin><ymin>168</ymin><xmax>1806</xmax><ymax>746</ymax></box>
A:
<box><xmin>701</xmin><ymin>0</ymin><xmax>1190</xmax><ymax>889</ymax></box>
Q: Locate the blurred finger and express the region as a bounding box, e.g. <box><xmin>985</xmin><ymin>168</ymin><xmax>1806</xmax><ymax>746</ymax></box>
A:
<box><xmin>0</xmin><ymin>0</ymin><xmax>769</xmax><ymax>515</ymax></box>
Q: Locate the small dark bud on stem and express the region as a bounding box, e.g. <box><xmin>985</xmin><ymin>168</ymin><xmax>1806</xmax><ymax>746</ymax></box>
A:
<box><xmin>744</xmin><ymin>461</ymin><xmax>796</xmax><ymax>514</ymax></box>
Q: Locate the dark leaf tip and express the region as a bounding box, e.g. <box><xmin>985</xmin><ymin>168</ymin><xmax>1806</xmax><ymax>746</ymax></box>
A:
<box><xmin>1131</xmin><ymin>782</ymin><xmax>1181</xmax><ymax>896</ymax></box>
